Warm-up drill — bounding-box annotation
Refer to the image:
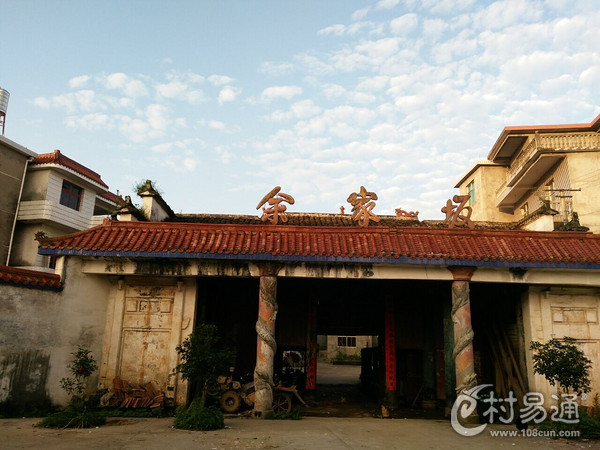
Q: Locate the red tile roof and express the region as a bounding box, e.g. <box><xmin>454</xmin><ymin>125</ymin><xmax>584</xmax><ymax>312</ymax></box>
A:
<box><xmin>98</xmin><ymin>191</ymin><xmax>125</xmax><ymax>205</ymax></box>
<box><xmin>0</xmin><ymin>265</ymin><xmax>62</xmax><ymax>291</ymax></box>
<box><xmin>38</xmin><ymin>220</ymin><xmax>600</xmax><ymax>269</ymax></box>
<box><xmin>31</xmin><ymin>149</ymin><xmax>109</xmax><ymax>189</ymax></box>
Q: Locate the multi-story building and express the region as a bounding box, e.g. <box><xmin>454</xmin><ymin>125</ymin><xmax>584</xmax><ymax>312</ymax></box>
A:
<box><xmin>456</xmin><ymin>114</ymin><xmax>600</xmax><ymax>232</ymax></box>
<box><xmin>0</xmin><ymin>135</ymin><xmax>37</xmax><ymax>265</ymax></box>
<box><xmin>5</xmin><ymin>148</ymin><xmax>120</xmax><ymax>269</ymax></box>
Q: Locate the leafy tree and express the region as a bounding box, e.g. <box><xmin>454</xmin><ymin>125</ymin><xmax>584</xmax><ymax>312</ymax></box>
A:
<box><xmin>176</xmin><ymin>324</ymin><xmax>233</xmax><ymax>408</ymax></box>
<box><xmin>530</xmin><ymin>337</ymin><xmax>592</xmax><ymax>394</ymax></box>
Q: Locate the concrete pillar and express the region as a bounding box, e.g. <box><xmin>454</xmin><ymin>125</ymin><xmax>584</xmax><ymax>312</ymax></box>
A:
<box><xmin>253</xmin><ymin>264</ymin><xmax>281</xmax><ymax>418</ymax></box>
<box><xmin>383</xmin><ymin>297</ymin><xmax>397</xmax><ymax>408</ymax></box>
<box><xmin>448</xmin><ymin>266</ymin><xmax>477</xmax><ymax>398</ymax></box>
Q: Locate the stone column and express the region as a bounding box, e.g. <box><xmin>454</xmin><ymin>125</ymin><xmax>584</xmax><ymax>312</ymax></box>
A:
<box><xmin>253</xmin><ymin>264</ymin><xmax>281</xmax><ymax>418</ymax></box>
<box><xmin>383</xmin><ymin>297</ymin><xmax>397</xmax><ymax>409</ymax></box>
<box><xmin>449</xmin><ymin>266</ymin><xmax>477</xmax><ymax>397</ymax></box>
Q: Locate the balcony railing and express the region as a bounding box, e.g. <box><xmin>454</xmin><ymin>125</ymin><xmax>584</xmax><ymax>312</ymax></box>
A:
<box><xmin>508</xmin><ymin>132</ymin><xmax>600</xmax><ymax>179</ymax></box>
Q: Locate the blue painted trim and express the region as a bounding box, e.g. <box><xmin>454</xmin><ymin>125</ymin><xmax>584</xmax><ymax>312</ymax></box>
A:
<box><xmin>37</xmin><ymin>248</ymin><xmax>600</xmax><ymax>270</ymax></box>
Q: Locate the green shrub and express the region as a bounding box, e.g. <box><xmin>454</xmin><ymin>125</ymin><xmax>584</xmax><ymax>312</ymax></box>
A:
<box><xmin>173</xmin><ymin>401</ymin><xmax>224</xmax><ymax>431</ymax></box>
<box><xmin>536</xmin><ymin>407</ymin><xmax>600</xmax><ymax>440</ymax></box>
<box><xmin>37</xmin><ymin>406</ymin><xmax>106</xmax><ymax>429</ymax></box>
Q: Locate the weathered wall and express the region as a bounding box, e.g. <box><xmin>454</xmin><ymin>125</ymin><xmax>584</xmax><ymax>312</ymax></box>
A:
<box><xmin>9</xmin><ymin>222</ymin><xmax>73</xmax><ymax>268</ymax></box>
<box><xmin>569</xmin><ymin>152</ymin><xmax>600</xmax><ymax>233</ymax></box>
<box><xmin>522</xmin><ymin>286</ymin><xmax>600</xmax><ymax>406</ymax></box>
<box><xmin>457</xmin><ymin>164</ymin><xmax>514</xmax><ymax>223</ymax></box>
<box><xmin>0</xmin><ymin>142</ymin><xmax>29</xmax><ymax>265</ymax></box>
<box><xmin>0</xmin><ymin>257</ymin><xmax>110</xmax><ymax>411</ymax></box>
<box><xmin>325</xmin><ymin>335</ymin><xmax>374</xmax><ymax>360</ymax></box>
<box><xmin>98</xmin><ymin>277</ymin><xmax>196</xmax><ymax>406</ymax></box>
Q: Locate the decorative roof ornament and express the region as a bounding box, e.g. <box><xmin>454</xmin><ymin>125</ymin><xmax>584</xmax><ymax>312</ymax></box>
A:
<box><xmin>256</xmin><ymin>186</ymin><xmax>295</xmax><ymax>225</ymax></box>
<box><xmin>442</xmin><ymin>195</ymin><xmax>474</xmax><ymax>229</ymax></box>
<box><xmin>395</xmin><ymin>208</ymin><xmax>419</xmax><ymax>219</ymax></box>
<box><xmin>347</xmin><ymin>186</ymin><xmax>380</xmax><ymax>227</ymax></box>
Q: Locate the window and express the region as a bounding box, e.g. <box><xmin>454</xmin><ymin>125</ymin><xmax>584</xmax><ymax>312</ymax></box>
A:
<box><xmin>60</xmin><ymin>181</ymin><xmax>83</xmax><ymax>210</ymax></box>
<box><xmin>337</xmin><ymin>336</ymin><xmax>357</xmax><ymax>347</ymax></box>
<box><xmin>520</xmin><ymin>203</ymin><xmax>529</xmax><ymax>217</ymax></box>
<box><xmin>467</xmin><ymin>181</ymin><xmax>475</xmax><ymax>205</ymax></box>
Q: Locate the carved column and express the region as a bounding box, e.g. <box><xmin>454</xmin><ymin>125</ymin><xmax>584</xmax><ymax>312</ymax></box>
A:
<box><xmin>449</xmin><ymin>266</ymin><xmax>477</xmax><ymax>397</ymax></box>
<box><xmin>383</xmin><ymin>297</ymin><xmax>397</xmax><ymax>408</ymax></box>
<box><xmin>253</xmin><ymin>264</ymin><xmax>281</xmax><ymax>418</ymax></box>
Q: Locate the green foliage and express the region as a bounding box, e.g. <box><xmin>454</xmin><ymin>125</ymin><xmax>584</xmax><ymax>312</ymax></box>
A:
<box><xmin>536</xmin><ymin>407</ymin><xmax>600</xmax><ymax>440</ymax></box>
<box><xmin>530</xmin><ymin>337</ymin><xmax>592</xmax><ymax>394</ymax></box>
<box><xmin>334</xmin><ymin>351</ymin><xmax>361</xmax><ymax>363</ymax></box>
<box><xmin>176</xmin><ymin>324</ymin><xmax>233</xmax><ymax>406</ymax></box>
<box><xmin>37</xmin><ymin>406</ymin><xmax>106</xmax><ymax>429</ymax></box>
<box><xmin>100</xmin><ymin>407</ymin><xmax>173</xmax><ymax>418</ymax></box>
<box><xmin>271</xmin><ymin>406</ymin><xmax>303</xmax><ymax>420</ymax></box>
<box><xmin>173</xmin><ymin>401</ymin><xmax>224</xmax><ymax>431</ymax></box>
<box><xmin>590</xmin><ymin>394</ymin><xmax>600</xmax><ymax>420</ymax></box>
<box><xmin>133</xmin><ymin>179</ymin><xmax>163</xmax><ymax>196</ymax></box>
<box><xmin>59</xmin><ymin>346</ymin><xmax>98</xmax><ymax>401</ymax></box>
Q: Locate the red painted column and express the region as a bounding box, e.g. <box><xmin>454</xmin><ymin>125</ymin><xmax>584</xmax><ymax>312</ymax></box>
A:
<box><xmin>305</xmin><ymin>298</ymin><xmax>318</xmax><ymax>391</ymax></box>
<box><xmin>384</xmin><ymin>297</ymin><xmax>397</xmax><ymax>407</ymax></box>
<box><xmin>448</xmin><ymin>266</ymin><xmax>477</xmax><ymax>397</ymax></box>
<box><xmin>253</xmin><ymin>264</ymin><xmax>280</xmax><ymax>418</ymax></box>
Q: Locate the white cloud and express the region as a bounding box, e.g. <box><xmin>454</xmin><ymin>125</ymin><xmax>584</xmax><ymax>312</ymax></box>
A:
<box><xmin>375</xmin><ymin>0</ymin><xmax>401</xmax><ymax>10</ymax></box>
<box><xmin>318</xmin><ymin>24</ymin><xmax>346</xmax><ymax>37</ymax></box>
<box><xmin>352</xmin><ymin>8</ymin><xmax>370</xmax><ymax>21</ymax></box>
<box><xmin>102</xmin><ymin>73</ymin><xmax>148</xmax><ymax>98</ymax></box>
<box><xmin>218</xmin><ymin>86</ymin><xmax>241</xmax><ymax>103</ymax></box>
<box><xmin>69</xmin><ymin>75</ymin><xmax>91</xmax><ymax>89</ymax></box>
<box><xmin>64</xmin><ymin>113</ymin><xmax>112</xmax><ymax>130</ymax></box>
<box><xmin>390</xmin><ymin>14</ymin><xmax>418</xmax><ymax>35</ymax></box>
<box><xmin>260</xmin><ymin>85</ymin><xmax>303</xmax><ymax>101</ymax></box>
<box><xmin>258</xmin><ymin>61</ymin><xmax>295</xmax><ymax>76</ymax></box>
<box><xmin>33</xmin><ymin>90</ymin><xmax>100</xmax><ymax>112</ymax></box>
<box><xmin>208</xmin><ymin>120</ymin><xmax>226</xmax><ymax>131</ymax></box>
<box><xmin>208</xmin><ymin>74</ymin><xmax>235</xmax><ymax>86</ymax></box>
<box><xmin>156</xmin><ymin>80</ymin><xmax>205</xmax><ymax>103</ymax></box>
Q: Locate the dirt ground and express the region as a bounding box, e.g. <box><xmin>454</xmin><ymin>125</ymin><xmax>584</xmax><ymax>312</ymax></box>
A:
<box><xmin>4</xmin><ymin>365</ymin><xmax>598</xmax><ymax>449</ymax></box>
<box><xmin>3</xmin><ymin>415</ymin><xmax>599</xmax><ymax>450</ymax></box>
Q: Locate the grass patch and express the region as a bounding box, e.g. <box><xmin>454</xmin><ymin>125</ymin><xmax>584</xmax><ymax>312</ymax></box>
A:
<box><xmin>37</xmin><ymin>406</ymin><xmax>106</xmax><ymax>429</ymax></box>
<box><xmin>173</xmin><ymin>401</ymin><xmax>224</xmax><ymax>431</ymax></box>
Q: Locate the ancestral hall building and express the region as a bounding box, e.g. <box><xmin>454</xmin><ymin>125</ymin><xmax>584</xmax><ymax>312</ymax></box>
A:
<box><xmin>1</xmin><ymin>115</ymin><xmax>599</xmax><ymax>417</ymax></box>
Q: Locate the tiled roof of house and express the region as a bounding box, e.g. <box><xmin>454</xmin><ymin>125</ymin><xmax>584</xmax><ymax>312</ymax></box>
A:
<box><xmin>38</xmin><ymin>220</ymin><xmax>600</xmax><ymax>269</ymax></box>
<box><xmin>98</xmin><ymin>191</ymin><xmax>125</xmax><ymax>205</ymax></box>
<box><xmin>0</xmin><ymin>265</ymin><xmax>62</xmax><ymax>291</ymax></box>
<box><xmin>31</xmin><ymin>149</ymin><xmax>109</xmax><ymax>189</ymax></box>
<box><xmin>173</xmin><ymin>212</ymin><xmax>518</xmax><ymax>229</ymax></box>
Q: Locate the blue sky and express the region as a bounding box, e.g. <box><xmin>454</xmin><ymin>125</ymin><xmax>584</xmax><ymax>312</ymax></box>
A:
<box><xmin>1</xmin><ymin>0</ymin><xmax>599</xmax><ymax>219</ymax></box>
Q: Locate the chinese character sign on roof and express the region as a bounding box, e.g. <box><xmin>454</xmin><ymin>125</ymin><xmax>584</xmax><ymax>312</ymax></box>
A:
<box><xmin>256</xmin><ymin>186</ymin><xmax>295</xmax><ymax>225</ymax></box>
<box><xmin>442</xmin><ymin>195</ymin><xmax>474</xmax><ymax>229</ymax></box>
<box><xmin>347</xmin><ymin>186</ymin><xmax>380</xmax><ymax>227</ymax></box>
